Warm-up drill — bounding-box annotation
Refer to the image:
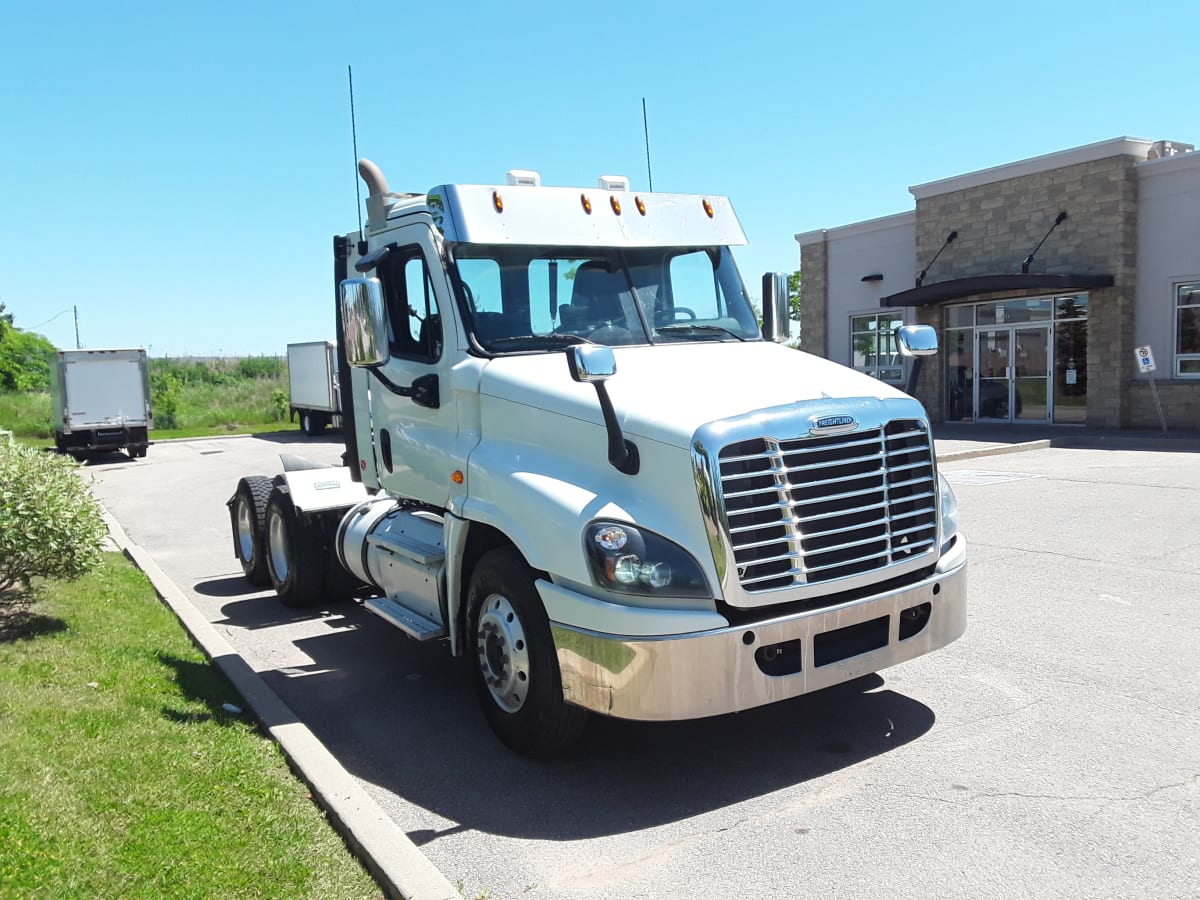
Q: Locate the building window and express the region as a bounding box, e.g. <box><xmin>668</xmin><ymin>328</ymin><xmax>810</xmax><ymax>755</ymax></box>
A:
<box><xmin>850</xmin><ymin>312</ymin><xmax>904</xmax><ymax>382</ymax></box>
<box><xmin>1177</xmin><ymin>282</ymin><xmax>1200</xmax><ymax>377</ymax></box>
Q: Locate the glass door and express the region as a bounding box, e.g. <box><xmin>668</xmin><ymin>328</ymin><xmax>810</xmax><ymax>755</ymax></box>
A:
<box><xmin>1013</xmin><ymin>326</ymin><xmax>1050</xmax><ymax>421</ymax></box>
<box><xmin>976</xmin><ymin>329</ymin><xmax>1012</xmax><ymax>420</ymax></box>
<box><xmin>974</xmin><ymin>326</ymin><xmax>1051</xmax><ymax>422</ymax></box>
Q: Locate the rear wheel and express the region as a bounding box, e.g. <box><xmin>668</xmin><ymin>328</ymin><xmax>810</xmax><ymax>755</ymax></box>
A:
<box><xmin>467</xmin><ymin>547</ymin><xmax>588</xmax><ymax>757</ymax></box>
<box><xmin>301</xmin><ymin>412</ymin><xmax>326</xmax><ymax>436</ymax></box>
<box><xmin>233</xmin><ymin>475</ymin><xmax>273</xmax><ymax>585</ymax></box>
<box><xmin>265</xmin><ymin>485</ymin><xmax>325</xmax><ymax>608</ymax></box>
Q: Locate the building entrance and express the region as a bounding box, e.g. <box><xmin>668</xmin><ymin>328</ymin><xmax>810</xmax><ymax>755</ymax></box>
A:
<box><xmin>944</xmin><ymin>294</ymin><xmax>1089</xmax><ymax>425</ymax></box>
<box><xmin>975</xmin><ymin>325</ymin><xmax>1049</xmax><ymax>422</ymax></box>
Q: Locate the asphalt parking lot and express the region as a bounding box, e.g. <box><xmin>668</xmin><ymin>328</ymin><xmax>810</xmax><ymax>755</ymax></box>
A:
<box><xmin>84</xmin><ymin>432</ymin><xmax>1200</xmax><ymax>900</ymax></box>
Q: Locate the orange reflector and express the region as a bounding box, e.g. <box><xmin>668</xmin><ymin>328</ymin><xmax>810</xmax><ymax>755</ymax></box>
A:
<box><xmin>610</xmin><ymin>195</ymin><xmax>621</xmax><ymax>215</ymax></box>
<box><xmin>581</xmin><ymin>193</ymin><xmax>592</xmax><ymax>214</ymax></box>
<box><xmin>702</xmin><ymin>198</ymin><xmax>714</xmax><ymax>218</ymax></box>
<box><xmin>493</xmin><ymin>190</ymin><xmax>504</xmax><ymax>212</ymax></box>
<box><xmin>452</xmin><ymin>470</ymin><xmax>464</xmax><ymax>484</ymax></box>
<box><xmin>635</xmin><ymin>196</ymin><xmax>647</xmax><ymax>216</ymax></box>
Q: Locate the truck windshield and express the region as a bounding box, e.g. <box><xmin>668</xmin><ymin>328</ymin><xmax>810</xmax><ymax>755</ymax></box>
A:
<box><xmin>451</xmin><ymin>244</ymin><xmax>761</xmax><ymax>353</ymax></box>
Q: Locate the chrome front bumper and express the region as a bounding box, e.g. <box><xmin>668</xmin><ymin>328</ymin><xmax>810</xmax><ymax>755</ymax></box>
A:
<box><xmin>549</xmin><ymin>537</ymin><xmax>968</xmax><ymax>721</ymax></box>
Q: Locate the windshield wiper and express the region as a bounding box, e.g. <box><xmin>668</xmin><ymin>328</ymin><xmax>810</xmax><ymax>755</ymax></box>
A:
<box><xmin>655</xmin><ymin>324</ymin><xmax>748</xmax><ymax>342</ymax></box>
<box><xmin>486</xmin><ymin>333</ymin><xmax>596</xmax><ymax>350</ymax></box>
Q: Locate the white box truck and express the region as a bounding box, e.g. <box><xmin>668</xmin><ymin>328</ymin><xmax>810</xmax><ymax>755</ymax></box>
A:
<box><xmin>228</xmin><ymin>161</ymin><xmax>967</xmax><ymax>756</ymax></box>
<box><xmin>287</xmin><ymin>340</ymin><xmax>341</xmax><ymax>435</ymax></box>
<box><xmin>50</xmin><ymin>348</ymin><xmax>152</xmax><ymax>459</ymax></box>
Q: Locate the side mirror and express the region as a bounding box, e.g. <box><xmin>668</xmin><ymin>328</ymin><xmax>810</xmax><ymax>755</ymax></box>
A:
<box><xmin>895</xmin><ymin>324</ymin><xmax>938</xmax><ymax>357</ymax></box>
<box><xmin>566</xmin><ymin>345</ymin><xmax>637</xmax><ymax>475</ymax></box>
<box><xmin>760</xmin><ymin>272</ymin><xmax>790</xmax><ymax>342</ymax></box>
<box><xmin>340</xmin><ymin>278</ymin><xmax>391</xmax><ymax>368</ymax></box>
<box><xmin>566</xmin><ymin>344</ymin><xmax>616</xmax><ymax>383</ymax></box>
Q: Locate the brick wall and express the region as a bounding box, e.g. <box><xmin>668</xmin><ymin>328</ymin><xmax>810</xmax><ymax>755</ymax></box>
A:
<box><xmin>915</xmin><ymin>156</ymin><xmax>1140</xmax><ymax>428</ymax></box>
<box><xmin>799</xmin><ymin>239</ymin><xmax>828</xmax><ymax>358</ymax></box>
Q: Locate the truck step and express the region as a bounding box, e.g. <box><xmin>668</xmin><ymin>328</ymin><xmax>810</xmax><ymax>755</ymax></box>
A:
<box><xmin>366</xmin><ymin>530</ymin><xmax>445</xmax><ymax>567</ymax></box>
<box><xmin>363</xmin><ymin>597</ymin><xmax>446</xmax><ymax>641</ymax></box>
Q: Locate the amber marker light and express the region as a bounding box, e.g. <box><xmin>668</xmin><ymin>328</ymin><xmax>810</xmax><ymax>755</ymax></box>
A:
<box><xmin>492</xmin><ymin>190</ymin><xmax>504</xmax><ymax>213</ymax></box>
<box><xmin>702</xmin><ymin>198</ymin><xmax>714</xmax><ymax>218</ymax></box>
<box><xmin>580</xmin><ymin>193</ymin><xmax>592</xmax><ymax>214</ymax></box>
<box><xmin>451</xmin><ymin>470</ymin><xmax>464</xmax><ymax>484</ymax></box>
<box><xmin>610</xmin><ymin>195</ymin><xmax>622</xmax><ymax>215</ymax></box>
<box><xmin>635</xmin><ymin>196</ymin><xmax>647</xmax><ymax>216</ymax></box>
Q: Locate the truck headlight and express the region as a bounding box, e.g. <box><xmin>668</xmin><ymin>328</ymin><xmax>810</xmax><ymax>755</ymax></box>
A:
<box><xmin>584</xmin><ymin>522</ymin><xmax>710</xmax><ymax>599</ymax></box>
<box><xmin>938</xmin><ymin>473</ymin><xmax>960</xmax><ymax>546</ymax></box>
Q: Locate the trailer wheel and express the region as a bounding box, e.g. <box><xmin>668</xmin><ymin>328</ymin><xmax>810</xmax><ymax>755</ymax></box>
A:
<box><xmin>233</xmin><ymin>475</ymin><xmax>273</xmax><ymax>585</ymax></box>
<box><xmin>301</xmin><ymin>412</ymin><xmax>326</xmax><ymax>436</ymax></box>
<box><xmin>265</xmin><ymin>486</ymin><xmax>325</xmax><ymax>608</ymax></box>
<box><xmin>467</xmin><ymin>547</ymin><xmax>588</xmax><ymax>757</ymax></box>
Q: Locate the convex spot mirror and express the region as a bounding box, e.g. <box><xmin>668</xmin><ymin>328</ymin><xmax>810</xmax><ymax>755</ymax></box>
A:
<box><xmin>340</xmin><ymin>278</ymin><xmax>391</xmax><ymax>368</ymax></box>
<box><xmin>895</xmin><ymin>324</ymin><xmax>938</xmax><ymax>357</ymax></box>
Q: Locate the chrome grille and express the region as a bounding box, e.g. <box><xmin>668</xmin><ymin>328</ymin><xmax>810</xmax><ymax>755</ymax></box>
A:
<box><xmin>718</xmin><ymin>420</ymin><xmax>937</xmax><ymax>593</ymax></box>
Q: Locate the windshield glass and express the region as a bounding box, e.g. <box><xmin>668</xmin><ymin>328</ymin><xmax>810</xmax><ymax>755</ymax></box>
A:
<box><xmin>451</xmin><ymin>244</ymin><xmax>761</xmax><ymax>353</ymax></box>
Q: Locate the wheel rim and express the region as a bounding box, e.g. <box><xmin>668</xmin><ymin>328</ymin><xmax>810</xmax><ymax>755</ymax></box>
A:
<box><xmin>302</xmin><ymin>414</ymin><xmax>311</xmax><ymax>432</ymax></box>
<box><xmin>475</xmin><ymin>593</ymin><xmax>531</xmax><ymax>713</ymax></box>
<box><xmin>236</xmin><ymin>498</ymin><xmax>255</xmax><ymax>563</ymax></box>
<box><xmin>267</xmin><ymin>508</ymin><xmax>290</xmax><ymax>583</ymax></box>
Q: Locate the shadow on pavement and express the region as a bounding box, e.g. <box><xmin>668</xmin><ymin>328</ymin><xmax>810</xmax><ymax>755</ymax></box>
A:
<box><xmin>226</xmin><ymin>597</ymin><xmax>936</xmax><ymax>841</ymax></box>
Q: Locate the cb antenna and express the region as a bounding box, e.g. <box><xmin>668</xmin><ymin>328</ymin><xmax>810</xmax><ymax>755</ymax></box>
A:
<box><xmin>642</xmin><ymin>97</ymin><xmax>654</xmax><ymax>191</ymax></box>
<box><xmin>348</xmin><ymin>65</ymin><xmax>364</xmax><ymax>249</ymax></box>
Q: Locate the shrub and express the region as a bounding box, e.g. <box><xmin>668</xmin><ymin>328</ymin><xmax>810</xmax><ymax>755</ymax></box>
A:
<box><xmin>270</xmin><ymin>388</ymin><xmax>289</xmax><ymax>422</ymax></box>
<box><xmin>151</xmin><ymin>372</ymin><xmax>181</xmax><ymax>430</ymax></box>
<box><xmin>236</xmin><ymin>356</ymin><xmax>284</xmax><ymax>380</ymax></box>
<box><xmin>0</xmin><ymin>442</ymin><xmax>107</xmax><ymax>596</ymax></box>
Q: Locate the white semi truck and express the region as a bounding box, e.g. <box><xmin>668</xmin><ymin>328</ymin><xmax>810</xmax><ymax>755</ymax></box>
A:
<box><xmin>50</xmin><ymin>347</ymin><xmax>152</xmax><ymax>459</ymax></box>
<box><xmin>228</xmin><ymin>161</ymin><xmax>968</xmax><ymax>756</ymax></box>
<box><xmin>287</xmin><ymin>340</ymin><xmax>341</xmax><ymax>435</ymax></box>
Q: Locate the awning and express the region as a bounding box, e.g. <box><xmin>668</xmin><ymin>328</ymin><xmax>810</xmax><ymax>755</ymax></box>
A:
<box><xmin>881</xmin><ymin>273</ymin><xmax>1114</xmax><ymax>307</ymax></box>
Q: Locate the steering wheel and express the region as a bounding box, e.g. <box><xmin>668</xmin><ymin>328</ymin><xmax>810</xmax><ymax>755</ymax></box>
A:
<box><xmin>658</xmin><ymin>307</ymin><xmax>697</xmax><ymax>323</ymax></box>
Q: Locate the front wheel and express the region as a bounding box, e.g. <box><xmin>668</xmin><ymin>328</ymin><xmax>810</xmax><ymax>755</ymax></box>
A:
<box><xmin>265</xmin><ymin>485</ymin><xmax>325</xmax><ymax>608</ymax></box>
<box><xmin>467</xmin><ymin>547</ymin><xmax>588</xmax><ymax>757</ymax></box>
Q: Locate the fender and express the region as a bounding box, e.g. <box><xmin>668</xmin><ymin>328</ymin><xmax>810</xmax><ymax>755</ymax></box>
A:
<box><xmin>277</xmin><ymin>465</ymin><xmax>370</xmax><ymax>514</ymax></box>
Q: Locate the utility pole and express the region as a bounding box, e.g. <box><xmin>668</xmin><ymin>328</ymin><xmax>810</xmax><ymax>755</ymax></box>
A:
<box><xmin>74</xmin><ymin>305</ymin><xmax>81</xmax><ymax>348</ymax></box>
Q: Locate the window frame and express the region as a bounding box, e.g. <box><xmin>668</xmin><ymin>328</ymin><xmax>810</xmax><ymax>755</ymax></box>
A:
<box><xmin>1174</xmin><ymin>280</ymin><xmax>1200</xmax><ymax>378</ymax></box>
<box><xmin>848</xmin><ymin>310</ymin><xmax>906</xmax><ymax>384</ymax></box>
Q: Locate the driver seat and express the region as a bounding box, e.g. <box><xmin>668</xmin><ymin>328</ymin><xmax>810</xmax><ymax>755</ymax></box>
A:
<box><xmin>568</xmin><ymin>263</ymin><xmax>627</xmax><ymax>330</ymax></box>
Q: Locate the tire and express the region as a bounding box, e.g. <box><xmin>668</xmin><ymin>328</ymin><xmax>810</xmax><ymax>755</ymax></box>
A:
<box><xmin>301</xmin><ymin>412</ymin><xmax>326</xmax><ymax>436</ymax></box>
<box><xmin>265</xmin><ymin>485</ymin><xmax>326</xmax><ymax>608</ymax></box>
<box><xmin>467</xmin><ymin>546</ymin><xmax>588</xmax><ymax>757</ymax></box>
<box><xmin>233</xmin><ymin>475</ymin><xmax>273</xmax><ymax>585</ymax></box>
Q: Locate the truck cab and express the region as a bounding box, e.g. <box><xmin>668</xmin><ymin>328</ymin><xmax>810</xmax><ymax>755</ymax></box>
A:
<box><xmin>230</xmin><ymin>161</ymin><xmax>967</xmax><ymax>756</ymax></box>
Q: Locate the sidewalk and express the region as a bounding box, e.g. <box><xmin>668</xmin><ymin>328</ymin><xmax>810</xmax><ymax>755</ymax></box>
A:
<box><xmin>934</xmin><ymin>422</ymin><xmax>1200</xmax><ymax>462</ymax></box>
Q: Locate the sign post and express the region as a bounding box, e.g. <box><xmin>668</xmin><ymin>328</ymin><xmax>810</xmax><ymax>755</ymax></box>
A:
<box><xmin>1135</xmin><ymin>345</ymin><xmax>1168</xmax><ymax>434</ymax></box>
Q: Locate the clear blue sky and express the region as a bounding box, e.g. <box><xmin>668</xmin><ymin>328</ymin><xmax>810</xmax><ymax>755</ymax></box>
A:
<box><xmin>2</xmin><ymin>0</ymin><xmax>1195</xmax><ymax>357</ymax></box>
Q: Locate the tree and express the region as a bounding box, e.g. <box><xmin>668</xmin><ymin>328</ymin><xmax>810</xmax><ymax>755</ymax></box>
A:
<box><xmin>0</xmin><ymin>328</ymin><xmax>55</xmax><ymax>392</ymax></box>
<box><xmin>787</xmin><ymin>270</ymin><xmax>802</xmax><ymax>322</ymax></box>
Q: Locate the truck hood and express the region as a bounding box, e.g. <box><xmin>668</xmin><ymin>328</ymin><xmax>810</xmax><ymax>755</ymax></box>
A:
<box><xmin>478</xmin><ymin>341</ymin><xmax>914</xmax><ymax>449</ymax></box>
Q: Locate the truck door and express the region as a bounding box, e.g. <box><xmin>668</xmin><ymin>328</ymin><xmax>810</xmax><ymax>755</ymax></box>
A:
<box><xmin>368</xmin><ymin>227</ymin><xmax>460</xmax><ymax>507</ymax></box>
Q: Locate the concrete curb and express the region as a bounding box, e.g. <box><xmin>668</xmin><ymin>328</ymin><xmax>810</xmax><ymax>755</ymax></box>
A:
<box><xmin>937</xmin><ymin>439</ymin><xmax>1052</xmax><ymax>463</ymax></box>
<box><xmin>96</xmin><ymin>505</ymin><xmax>459</xmax><ymax>900</ymax></box>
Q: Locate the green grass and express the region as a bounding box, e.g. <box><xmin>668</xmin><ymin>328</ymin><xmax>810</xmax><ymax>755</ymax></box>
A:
<box><xmin>0</xmin><ymin>556</ymin><xmax>382</xmax><ymax>899</ymax></box>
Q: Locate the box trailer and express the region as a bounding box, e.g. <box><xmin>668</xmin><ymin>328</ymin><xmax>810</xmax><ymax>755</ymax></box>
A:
<box><xmin>50</xmin><ymin>348</ymin><xmax>152</xmax><ymax>459</ymax></box>
<box><xmin>287</xmin><ymin>341</ymin><xmax>341</xmax><ymax>435</ymax></box>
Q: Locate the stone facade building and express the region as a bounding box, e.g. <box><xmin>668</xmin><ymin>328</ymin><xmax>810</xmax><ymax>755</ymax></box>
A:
<box><xmin>796</xmin><ymin>137</ymin><xmax>1200</xmax><ymax>430</ymax></box>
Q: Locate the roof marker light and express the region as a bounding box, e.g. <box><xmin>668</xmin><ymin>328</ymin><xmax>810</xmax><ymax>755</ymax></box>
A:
<box><xmin>581</xmin><ymin>193</ymin><xmax>593</xmax><ymax>214</ymax></box>
<box><xmin>493</xmin><ymin>190</ymin><xmax>504</xmax><ymax>213</ymax></box>
<box><xmin>702</xmin><ymin>198</ymin><xmax>714</xmax><ymax>218</ymax></box>
<box><xmin>635</xmin><ymin>196</ymin><xmax>647</xmax><ymax>216</ymax></box>
<box><xmin>610</xmin><ymin>195</ymin><xmax>622</xmax><ymax>215</ymax></box>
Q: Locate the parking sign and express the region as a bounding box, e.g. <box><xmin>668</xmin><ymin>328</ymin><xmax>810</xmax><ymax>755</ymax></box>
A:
<box><xmin>1135</xmin><ymin>345</ymin><xmax>1156</xmax><ymax>373</ymax></box>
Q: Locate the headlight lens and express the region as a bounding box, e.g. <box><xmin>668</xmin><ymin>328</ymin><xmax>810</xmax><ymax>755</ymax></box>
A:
<box><xmin>938</xmin><ymin>473</ymin><xmax>960</xmax><ymax>544</ymax></box>
<box><xmin>584</xmin><ymin>521</ymin><xmax>711</xmax><ymax>598</ymax></box>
